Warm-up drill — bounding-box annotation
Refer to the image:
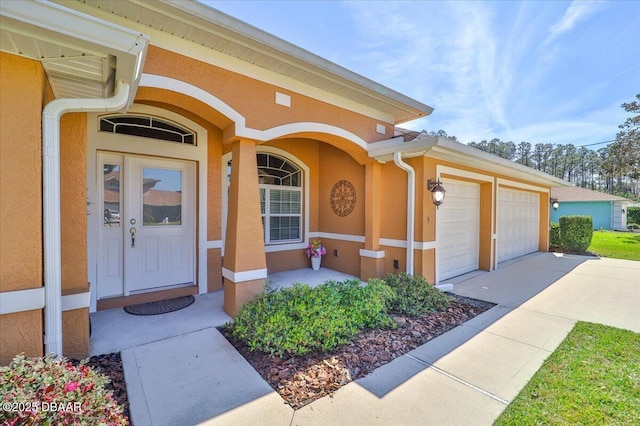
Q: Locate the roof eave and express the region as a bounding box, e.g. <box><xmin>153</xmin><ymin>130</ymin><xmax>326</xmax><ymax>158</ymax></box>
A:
<box><xmin>153</xmin><ymin>0</ymin><xmax>433</xmax><ymax>123</ymax></box>
<box><xmin>1</xmin><ymin>0</ymin><xmax>148</xmax><ymax>105</ymax></box>
<box><xmin>368</xmin><ymin>136</ymin><xmax>571</xmax><ymax>188</ymax></box>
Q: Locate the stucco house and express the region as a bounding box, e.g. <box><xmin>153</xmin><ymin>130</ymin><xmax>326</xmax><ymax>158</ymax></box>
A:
<box><xmin>0</xmin><ymin>0</ymin><xmax>569</xmax><ymax>364</ymax></box>
<box><xmin>550</xmin><ymin>186</ymin><xmax>635</xmax><ymax>231</ymax></box>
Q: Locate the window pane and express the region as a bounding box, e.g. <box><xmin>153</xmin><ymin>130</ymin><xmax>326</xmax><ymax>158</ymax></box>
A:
<box><xmin>260</xmin><ymin>188</ymin><xmax>266</xmax><ymax>214</ymax></box>
<box><xmin>103</xmin><ymin>164</ymin><xmax>120</xmax><ymax>227</ymax></box>
<box><xmin>270</xmin><ymin>189</ymin><xmax>301</xmax><ymax>214</ymax></box>
<box><xmin>142</xmin><ymin>168</ymin><xmax>182</xmax><ymax>226</ymax></box>
<box><xmin>269</xmin><ymin>216</ymin><xmax>300</xmax><ymax>241</ymax></box>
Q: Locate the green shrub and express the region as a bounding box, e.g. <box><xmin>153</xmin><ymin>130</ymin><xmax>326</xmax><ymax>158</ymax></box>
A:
<box><xmin>559</xmin><ymin>215</ymin><xmax>593</xmax><ymax>252</ymax></box>
<box><xmin>628</xmin><ymin>223</ymin><xmax>639</xmax><ymax>230</ymax></box>
<box><xmin>383</xmin><ymin>272</ymin><xmax>451</xmax><ymax>317</ymax></box>
<box><xmin>627</xmin><ymin>207</ymin><xmax>640</xmax><ymax>226</ymax></box>
<box><xmin>0</xmin><ymin>354</ymin><xmax>127</xmax><ymax>425</ymax></box>
<box><xmin>549</xmin><ymin>222</ymin><xmax>561</xmax><ymax>247</ymax></box>
<box><xmin>226</xmin><ymin>279</ymin><xmax>394</xmax><ymax>356</ymax></box>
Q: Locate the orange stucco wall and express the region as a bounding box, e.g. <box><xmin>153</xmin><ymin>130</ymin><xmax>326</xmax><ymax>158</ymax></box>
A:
<box><xmin>59</xmin><ymin>113</ymin><xmax>90</xmax><ymax>358</ymax></box>
<box><xmin>0</xmin><ymin>311</ymin><xmax>42</xmax><ymax>365</ymax></box>
<box><xmin>0</xmin><ymin>52</ymin><xmax>45</xmax><ymax>292</ymax></box>
<box><xmin>380</xmin><ymin>161</ymin><xmax>408</xmax><ymax>241</ymax></box>
<box><xmin>318</xmin><ymin>144</ymin><xmax>365</xmax><ymax>235</ymax></box>
<box><xmin>0</xmin><ymin>53</ymin><xmax>48</xmax><ymax>364</ymax></box>
<box><xmin>142</xmin><ymin>46</ymin><xmax>392</xmax><ymax>143</ymax></box>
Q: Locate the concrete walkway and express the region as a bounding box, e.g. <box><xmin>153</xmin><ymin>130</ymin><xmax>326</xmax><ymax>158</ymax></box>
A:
<box><xmin>118</xmin><ymin>253</ymin><xmax>640</xmax><ymax>425</ymax></box>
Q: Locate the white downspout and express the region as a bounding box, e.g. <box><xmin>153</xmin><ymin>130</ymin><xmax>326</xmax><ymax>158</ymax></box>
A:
<box><xmin>393</xmin><ymin>152</ymin><xmax>415</xmax><ymax>275</ymax></box>
<box><xmin>42</xmin><ymin>80</ymin><xmax>131</xmax><ymax>358</ymax></box>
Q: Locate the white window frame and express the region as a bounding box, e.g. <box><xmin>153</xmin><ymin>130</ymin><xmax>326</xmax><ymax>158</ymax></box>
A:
<box><xmin>222</xmin><ymin>147</ymin><xmax>310</xmax><ymax>254</ymax></box>
<box><xmin>261</xmin><ymin>184</ymin><xmax>302</xmax><ymax>244</ymax></box>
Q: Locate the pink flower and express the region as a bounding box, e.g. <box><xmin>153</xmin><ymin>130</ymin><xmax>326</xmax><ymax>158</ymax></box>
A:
<box><xmin>64</xmin><ymin>381</ymin><xmax>79</xmax><ymax>392</ymax></box>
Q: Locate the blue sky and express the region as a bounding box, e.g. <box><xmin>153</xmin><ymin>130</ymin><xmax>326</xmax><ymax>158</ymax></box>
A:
<box><xmin>205</xmin><ymin>1</ymin><xmax>639</xmax><ymax>147</ymax></box>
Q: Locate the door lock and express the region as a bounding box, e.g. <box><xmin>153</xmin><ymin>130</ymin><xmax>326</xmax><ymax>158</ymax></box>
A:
<box><xmin>130</xmin><ymin>226</ymin><xmax>137</xmax><ymax>248</ymax></box>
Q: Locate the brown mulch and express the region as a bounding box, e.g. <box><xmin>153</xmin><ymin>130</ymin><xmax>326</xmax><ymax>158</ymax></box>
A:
<box><xmin>71</xmin><ymin>352</ymin><xmax>130</xmax><ymax>421</ymax></box>
<box><xmin>219</xmin><ymin>294</ymin><xmax>495</xmax><ymax>409</ymax></box>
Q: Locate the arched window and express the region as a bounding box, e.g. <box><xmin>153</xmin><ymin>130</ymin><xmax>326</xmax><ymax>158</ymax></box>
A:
<box><xmin>227</xmin><ymin>153</ymin><xmax>302</xmax><ymax>244</ymax></box>
<box><xmin>99</xmin><ymin>114</ymin><xmax>196</xmax><ymax>145</ymax></box>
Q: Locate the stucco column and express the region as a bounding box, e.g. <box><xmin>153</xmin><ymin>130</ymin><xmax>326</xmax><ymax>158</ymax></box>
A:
<box><xmin>223</xmin><ymin>138</ymin><xmax>267</xmax><ymax>316</ymax></box>
<box><xmin>360</xmin><ymin>162</ymin><xmax>385</xmax><ymax>280</ymax></box>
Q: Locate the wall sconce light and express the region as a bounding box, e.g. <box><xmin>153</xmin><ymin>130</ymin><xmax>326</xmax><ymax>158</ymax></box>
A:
<box><xmin>551</xmin><ymin>197</ymin><xmax>559</xmax><ymax>211</ymax></box>
<box><xmin>428</xmin><ymin>178</ymin><xmax>446</xmax><ymax>207</ymax></box>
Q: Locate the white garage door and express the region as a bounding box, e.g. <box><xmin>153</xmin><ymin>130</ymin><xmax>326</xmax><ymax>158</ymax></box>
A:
<box><xmin>438</xmin><ymin>179</ymin><xmax>480</xmax><ymax>280</ymax></box>
<box><xmin>497</xmin><ymin>188</ymin><xmax>540</xmax><ymax>263</ymax></box>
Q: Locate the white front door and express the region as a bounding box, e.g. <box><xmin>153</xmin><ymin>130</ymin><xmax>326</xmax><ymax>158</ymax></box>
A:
<box><xmin>97</xmin><ymin>152</ymin><xmax>195</xmax><ymax>298</ymax></box>
<box><xmin>437</xmin><ymin>179</ymin><xmax>481</xmax><ymax>280</ymax></box>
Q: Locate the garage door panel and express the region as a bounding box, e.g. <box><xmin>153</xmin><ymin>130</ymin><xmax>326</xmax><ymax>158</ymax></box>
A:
<box><xmin>497</xmin><ymin>188</ymin><xmax>540</xmax><ymax>263</ymax></box>
<box><xmin>438</xmin><ymin>179</ymin><xmax>480</xmax><ymax>280</ymax></box>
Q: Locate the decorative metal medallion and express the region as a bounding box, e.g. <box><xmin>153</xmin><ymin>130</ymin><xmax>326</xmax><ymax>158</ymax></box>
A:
<box><xmin>330</xmin><ymin>180</ymin><xmax>356</xmax><ymax>217</ymax></box>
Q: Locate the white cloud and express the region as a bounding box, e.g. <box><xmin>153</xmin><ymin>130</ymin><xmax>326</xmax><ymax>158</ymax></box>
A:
<box><xmin>546</xmin><ymin>0</ymin><xmax>606</xmax><ymax>43</ymax></box>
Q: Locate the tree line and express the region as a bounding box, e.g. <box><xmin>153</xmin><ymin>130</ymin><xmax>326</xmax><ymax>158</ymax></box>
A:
<box><xmin>426</xmin><ymin>94</ymin><xmax>640</xmax><ymax>201</ymax></box>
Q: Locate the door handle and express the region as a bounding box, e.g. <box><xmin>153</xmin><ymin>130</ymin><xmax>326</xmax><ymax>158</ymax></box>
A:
<box><xmin>130</xmin><ymin>227</ymin><xmax>137</xmax><ymax>248</ymax></box>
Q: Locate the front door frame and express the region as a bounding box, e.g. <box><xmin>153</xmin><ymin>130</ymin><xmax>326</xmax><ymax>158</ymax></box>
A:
<box><xmin>87</xmin><ymin>103</ymin><xmax>208</xmax><ymax>312</ymax></box>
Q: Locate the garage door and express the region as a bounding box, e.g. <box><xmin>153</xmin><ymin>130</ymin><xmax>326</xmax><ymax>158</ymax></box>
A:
<box><xmin>497</xmin><ymin>188</ymin><xmax>540</xmax><ymax>263</ymax></box>
<box><xmin>438</xmin><ymin>179</ymin><xmax>480</xmax><ymax>280</ymax></box>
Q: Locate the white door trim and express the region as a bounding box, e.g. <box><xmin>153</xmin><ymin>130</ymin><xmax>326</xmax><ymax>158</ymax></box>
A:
<box><xmin>87</xmin><ymin>103</ymin><xmax>208</xmax><ymax>312</ymax></box>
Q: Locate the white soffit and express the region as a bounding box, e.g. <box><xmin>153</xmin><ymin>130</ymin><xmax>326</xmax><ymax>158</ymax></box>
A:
<box><xmin>52</xmin><ymin>0</ymin><xmax>433</xmax><ymax>124</ymax></box>
<box><xmin>0</xmin><ymin>0</ymin><xmax>147</xmax><ymax>100</ymax></box>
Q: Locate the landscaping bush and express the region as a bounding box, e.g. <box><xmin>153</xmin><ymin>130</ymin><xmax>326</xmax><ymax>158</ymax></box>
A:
<box><xmin>0</xmin><ymin>354</ymin><xmax>127</xmax><ymax>425</ymax></box>
<box><xmin>383</xmin><ymin>272</ymin><xmax>451</xmax><ymax>317</ymax></box>
<box><xmin>559</xmin><ymin>215</ymin><xmax>593</xmax><ymax>252</ymax></box>
<box><xmin>628</xmin><ymin>223</ymin><xmax>639</xmax><ymax>230</ymax></box>
<box><xmin>227</xmin><ymin>279</ymin><xmax>394</xmax><ymax>356</ymax></box>
<box><xmin>549</xmin><ymin>222</ymin><xmax>561</xmax><ymax>247</ymax></box>
<box><xmin>627</xmin><ymin>207</ymin><xmax>640</xmax><ymax>227</ymax></box>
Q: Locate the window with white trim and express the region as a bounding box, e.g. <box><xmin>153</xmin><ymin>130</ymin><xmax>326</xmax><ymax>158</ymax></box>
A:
<box><xmin>99</xmin><ymin>114</ymin><xmax>196</xmax><ymax>145</ymax></box>
<box><xmin>228</xmin><ymin>153</ymin><xmax>302</xmax><ymax>244</ymax></box>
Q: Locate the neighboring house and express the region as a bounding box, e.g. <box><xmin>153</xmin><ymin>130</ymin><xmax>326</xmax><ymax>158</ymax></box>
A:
<box><xmin>0</xmin><ymin>0</ymin><xmax>569</xmax><ymax>364</ymax></box>
<box><xmin>551</xmin><ymin>186</ymin><xmax>635</xmax><ymax>231</ymax></box>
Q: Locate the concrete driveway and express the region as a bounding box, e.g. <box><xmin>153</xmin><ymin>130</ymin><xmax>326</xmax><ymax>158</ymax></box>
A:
<box><xmin>122</xmin><ymin>253</ymin><xmax>640</xmax><ymax>425</ymax></box>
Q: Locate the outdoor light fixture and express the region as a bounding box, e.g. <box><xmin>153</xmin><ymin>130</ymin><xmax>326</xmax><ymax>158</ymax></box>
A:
<box><xmin>428</xmin><ymin>178</ymin><xmax>446</xmax><ymax>207</ymax></box>
<box><xmin>551</xmin><ymin>197</ymin><xmax>559</xmax><ymax>211</ymax></box>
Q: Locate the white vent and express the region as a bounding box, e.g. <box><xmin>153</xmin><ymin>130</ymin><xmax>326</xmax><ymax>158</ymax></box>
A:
<box><xmin>275</xmin><ymin>92</ymin><xmax>291</xmax><ymax>107</ymax></box>
<box><xmin>376</xmin><ymin>123</ymin><xmax>386</xmax><ymax>135</ymax></box>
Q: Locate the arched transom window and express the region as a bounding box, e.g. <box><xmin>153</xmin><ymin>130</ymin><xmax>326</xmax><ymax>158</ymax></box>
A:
<box><xmin>99</xmin><ymin>114</ymin><xmax>196</xmax><ymax>145</ymax></box>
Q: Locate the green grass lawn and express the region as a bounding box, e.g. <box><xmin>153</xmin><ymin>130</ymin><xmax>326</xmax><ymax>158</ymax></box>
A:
<box><xmin>495</xmin><ymin>322</ymin><xmax>640</xmax><ymax>425</ymax></box>
<box><xmin>588</xmin><ymin>230</ymin><xmax>640</xmax><ymax>261</ymax></box>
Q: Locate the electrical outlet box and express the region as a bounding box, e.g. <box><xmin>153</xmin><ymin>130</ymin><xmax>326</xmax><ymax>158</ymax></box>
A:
<box><xmin>393</xmin><ymin>259</ymin><xmax>399</xmax><ymax>269</ymax></box>
<box><xmin>334</xmin><ymin>249</ymin><xmax>338</xmax><ymax>257</ymax></box>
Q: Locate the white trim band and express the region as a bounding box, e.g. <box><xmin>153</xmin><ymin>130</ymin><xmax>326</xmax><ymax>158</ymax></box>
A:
<box><xmin>380</xmin><ymin>238</ymin><xmax>437</xmax><ymax>250</ymax></box>
<box><xmin>497</xmin><ymin>178</ymin><xmax>548</xmax><ymax>194</ymax></box>
<box><xmin>205</xmin><ymin>240</ymin><xmax>223</xmax><ymax>249</ymax></box>
<box><xmin>0</xmin><ymin>289</ymin><xmax>92</xmax><ymax>315</ymax></box>
<box><xmin>0</xmin><ymin>288</ymin><xmax>45</xmax><ymax>315</ymax></box>
<box><xmin>308</xmin><ymin>232</ymin><xmax>365</xmax><ymax>243</ymax></box>
<box><xmin>222</xmin><ymin>267</ymin><xmax>268</xmax><ymax>283</ymax></box>
<box><xmin>359</xmin><ymin>249</ymin><xmax>385</xmax><ymax>259</ymax></box>
<box><xmin>61</xmin><ymin>292</ymin><xmax>91</xmax><ymax>312</ymax></box>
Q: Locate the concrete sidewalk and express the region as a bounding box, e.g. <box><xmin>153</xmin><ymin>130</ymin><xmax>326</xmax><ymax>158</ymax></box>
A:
<box><xmin>122</xmin><ymin>253</ymin><xmax>640</xmax><ymax>425</ymax></box>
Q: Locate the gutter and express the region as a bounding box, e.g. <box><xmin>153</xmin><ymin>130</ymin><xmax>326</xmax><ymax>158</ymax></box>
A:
<box><xmin>42</xmin><ymin>80</ymin><xmax>132</xmax><ymax>358</ymax></box>
<box><xmin>393</xmin><ymin>152</ymin><xmax>415</xmax><ymax>275</ymax></box>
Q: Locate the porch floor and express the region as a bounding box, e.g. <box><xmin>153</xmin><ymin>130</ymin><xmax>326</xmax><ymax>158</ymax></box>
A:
<box><xmin>89</xmin><ymin>266</ymin><xmax>359</xmax><ymax>356</ymax></box>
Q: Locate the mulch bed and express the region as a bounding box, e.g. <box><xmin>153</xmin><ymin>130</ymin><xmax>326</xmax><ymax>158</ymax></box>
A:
<box><xmin>71</xmin><ymin>353</ymin><xmax>130</xmax><ymax>421</ymax></box>
<box><xmin>219</xmin><ymin>294</ymin><xmax>495</xmax><ymax>409</ymax></box>
<box><xmin>82</xmin><ymin>294</ymin><xmax>494</xmax><ymax>416</ymax></box>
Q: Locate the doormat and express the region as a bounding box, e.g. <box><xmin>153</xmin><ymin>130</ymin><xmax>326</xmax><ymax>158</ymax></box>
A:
<box><xmin>123</xmin><ymin>295</ymin><xmax>195</xmax><ymax>316</ymax></box>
